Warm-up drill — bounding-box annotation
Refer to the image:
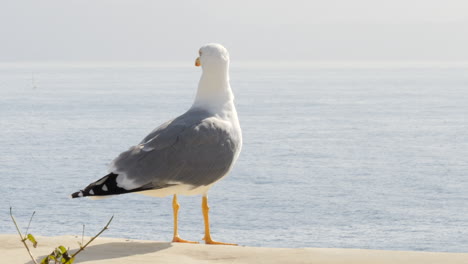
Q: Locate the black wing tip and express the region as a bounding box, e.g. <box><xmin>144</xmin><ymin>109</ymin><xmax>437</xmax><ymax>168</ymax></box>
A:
<box><xmin>70</xmin><ymin>173</ymin><xmax>116</xmax><ymax>199</ymax></box>
<box><xmin>70</xmin><ymin>191</ymin><xmax>83</xmax><ymax>198</ymax></box>
<box><xmin>70</xmin><ymin>173</ymin><xmax>152</xmax><ymax>199</ymax></box>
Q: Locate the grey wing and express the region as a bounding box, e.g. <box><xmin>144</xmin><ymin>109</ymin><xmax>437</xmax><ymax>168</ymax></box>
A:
<box><xmin>167</xmin><ymin>118</ymin><xmax>239</xmax><ymax>186</ymax></box>
<box><xmin>109</xmin><ymin>115</ymin><xmax>239</xmax><ymax>190</ymax></box>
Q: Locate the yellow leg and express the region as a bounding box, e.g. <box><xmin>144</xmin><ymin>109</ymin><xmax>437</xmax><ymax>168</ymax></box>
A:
<box><xmin>172</xmin><ymin>194</ymin><xmax>198</xmax><ymax>243</ymax></box>
<box><xmin>202</xmin><ymin>195</ymin><xmax>237</xmax><ymax>245</ymax></box>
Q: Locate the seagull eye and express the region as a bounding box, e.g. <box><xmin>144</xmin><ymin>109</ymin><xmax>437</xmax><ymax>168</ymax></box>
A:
<box><xmin>199</xmin><ymin>50</ymin><xmax>202</xmax><ymax>56</ymax></box>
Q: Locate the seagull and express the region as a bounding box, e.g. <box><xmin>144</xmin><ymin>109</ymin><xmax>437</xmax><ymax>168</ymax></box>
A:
<box><xmin>71</xmin><ymin>43</ymin><xmax>242</xmax><ymax>245</ymax></box>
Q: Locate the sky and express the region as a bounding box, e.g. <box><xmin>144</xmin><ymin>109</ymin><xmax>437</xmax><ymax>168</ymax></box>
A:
<box><xmin>1</xmin><ymin>0</ymin><xmax>468</xmax><ymax>62</ymax></box>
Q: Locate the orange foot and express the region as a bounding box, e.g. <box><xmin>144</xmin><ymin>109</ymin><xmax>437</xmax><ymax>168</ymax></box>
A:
<box><xmin>172</xmin><ymin>236</ymin><xmax>199</xmax><ymax>244</ymax></box>
<box><xmin>204</xmin><ymin>237</ymin><xmax>237</xmax><ymax>246</ymax></box>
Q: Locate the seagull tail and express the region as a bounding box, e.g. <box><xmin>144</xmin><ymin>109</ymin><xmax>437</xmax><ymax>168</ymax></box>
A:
<box><xmin>70</xmin><ymin>173</ymin><xmax>151</xmax><ymax>199</ymax></box>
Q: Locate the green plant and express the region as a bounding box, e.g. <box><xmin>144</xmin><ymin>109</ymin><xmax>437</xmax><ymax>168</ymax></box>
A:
<box><xmin>10</xmin><ymin>207</ymin><xmax>113</xmax><ymax>264</ymax></box>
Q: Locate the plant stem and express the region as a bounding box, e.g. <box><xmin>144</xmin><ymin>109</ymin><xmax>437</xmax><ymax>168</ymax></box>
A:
<box><xmin>9</xmin><ymin>207</ymin><xmax>38</xmax><ymax>264</ymax></box>
<box><xmin>25</xmin><ymin>211</ymin><xmax>36</xmax><ymax>235</ymax></box>
<box><xmin>71</xmin><ymin>215</ymin><xmax>114</xmax><ymax>258</ymax></box>
<box><xmin>82</xmin><ymin>224</ymin><xmax>85</xmax><ymax>246</ymax></box>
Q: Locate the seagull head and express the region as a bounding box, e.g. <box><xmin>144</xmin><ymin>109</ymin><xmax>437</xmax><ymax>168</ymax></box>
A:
<box><xmin>195</xmin><ymin>43</ymin><xmax>230</xmax><ymax>71</ymax></box>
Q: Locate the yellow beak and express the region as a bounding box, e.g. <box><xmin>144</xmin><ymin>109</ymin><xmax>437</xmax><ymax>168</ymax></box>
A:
<box><xmin>195</xmin><ymin>57</ymin><xmax>201</xmax><ymax>67</ymax></box>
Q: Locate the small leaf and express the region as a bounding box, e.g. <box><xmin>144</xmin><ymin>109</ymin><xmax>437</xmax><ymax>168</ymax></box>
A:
<box><xmin>63</xmin><ymin>257</ymin><xmax>75</xmax><ymax>264</ymax></box>
<box><xmin>40</xmin><ymin>256</ymin><xmax>51</xmax><ymax>264</ymax></box>
<box><xmin>53</xmin><ymin>247</ymin><xmax>63</xmax><ymax>259</ymax></box>
<box><xmin>61</xmin><ymin>249</ymin><xmax>72</xmax><ymax>263</ymax></box>
<box><xmin>58</xmin><ymin>245</ymin><xmax>67</xmax><ymax>254</ymax></box>
<box><xmin>48</xmin><ymin>252</ymin><xmax>57</xmax><ymax>260</ymax></box>
<box><xmin>27</xmin><ymin>234</ymin><xmax>38</xmax><ymax>248</ymax></box>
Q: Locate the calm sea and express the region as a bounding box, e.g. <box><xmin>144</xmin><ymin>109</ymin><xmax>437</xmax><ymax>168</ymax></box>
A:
<box><xmin>1</xmin><ymin>62</ymin><xmax>467</xmax><ymax>252</ymax></box>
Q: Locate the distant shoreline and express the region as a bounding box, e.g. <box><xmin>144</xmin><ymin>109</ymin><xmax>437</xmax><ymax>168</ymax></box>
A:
<box><xmin>1</xmin><ymin>60</ymin><xmax>467</xmax><ymax>69</ymax></box>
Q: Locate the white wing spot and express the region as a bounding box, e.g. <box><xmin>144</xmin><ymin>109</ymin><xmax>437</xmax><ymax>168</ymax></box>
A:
<box><xmin>167</xmin><ymin>181</ymin><xmax>183</xmax><ymax>185</ymax></box>
<box><xmin>89</xmin><ymin>190</ymin><xmax>94</xmax><ymax>195</ymax></box>
<box><xmin>78</xmin><ymin>192</ymin><xmax>83</xmax><ymax>197</ymax></box>
<box><xmin>102</xmin><ymin>184</ymin><xmax>108</xmax><ymax>191</ymax></box>
<box><xmin>95</xmin><ymin>177</ymin><xmax>108</xmax><ymax>186</ymax></box>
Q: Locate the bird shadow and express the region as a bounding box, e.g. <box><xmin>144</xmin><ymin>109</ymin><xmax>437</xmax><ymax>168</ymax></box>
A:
<box><xmin>27</xmin><ymin>241</ymin><xmax>172</xmax><ymax>264</ymax></box>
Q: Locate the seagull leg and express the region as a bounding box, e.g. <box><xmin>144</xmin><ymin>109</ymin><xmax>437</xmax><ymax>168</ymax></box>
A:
<box><xmin>202</xmin><ymin>195</ymin><xmax>237</xmax><ymax>245</ymax></box>
<box><xmin>172</xmin><ymin>194</ymin><xmax>198</xmax><ymax>243</ymax></box>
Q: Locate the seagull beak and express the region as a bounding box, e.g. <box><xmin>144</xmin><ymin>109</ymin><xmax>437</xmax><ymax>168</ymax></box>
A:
<box><xmin>195</xmin><ymin>57</ymin><xmax>201</xmax><ymax>67</ymax></box>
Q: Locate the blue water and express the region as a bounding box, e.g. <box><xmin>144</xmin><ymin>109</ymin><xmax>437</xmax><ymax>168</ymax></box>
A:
<box><xmin>1</xmin><ymin>63</ymin><xmax>467</xmax><ymax>252</ymax></box>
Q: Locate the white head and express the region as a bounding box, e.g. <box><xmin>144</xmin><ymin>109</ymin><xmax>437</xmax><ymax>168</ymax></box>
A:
<box><xmin>195</xmin><ymin>43</ymin><xmax>230</xmax><ymax>72</ymax></box>
<box><xmin>192</xmin><ymin>43</ymin><xmax>233</xmax><ymax>111</ymax></box>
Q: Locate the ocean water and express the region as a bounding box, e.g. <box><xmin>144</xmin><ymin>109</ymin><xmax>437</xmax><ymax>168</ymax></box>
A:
<box><xmin>0</xmin><ymin>62</ymin><xmax>467</xmax><ymax>253</ymax></box>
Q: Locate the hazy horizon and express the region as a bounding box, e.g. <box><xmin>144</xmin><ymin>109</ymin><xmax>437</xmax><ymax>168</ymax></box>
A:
<box><xmin>2</xmin><ymin>0</ymin><xmax>468</xmax><ymax>62</ymax></box>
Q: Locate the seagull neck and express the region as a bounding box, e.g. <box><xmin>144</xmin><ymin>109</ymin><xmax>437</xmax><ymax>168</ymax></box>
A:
<box><xmin>192</xmin><ymin>69</ymin><xmax>234</xmax><ymax>113</ymax></box>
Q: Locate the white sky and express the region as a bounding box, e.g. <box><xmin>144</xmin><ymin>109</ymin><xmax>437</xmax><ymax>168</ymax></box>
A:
<box><xmin>1</xmin><ymin>0</ymin><xmax>468</xmax><ymax>62</ymax></box>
